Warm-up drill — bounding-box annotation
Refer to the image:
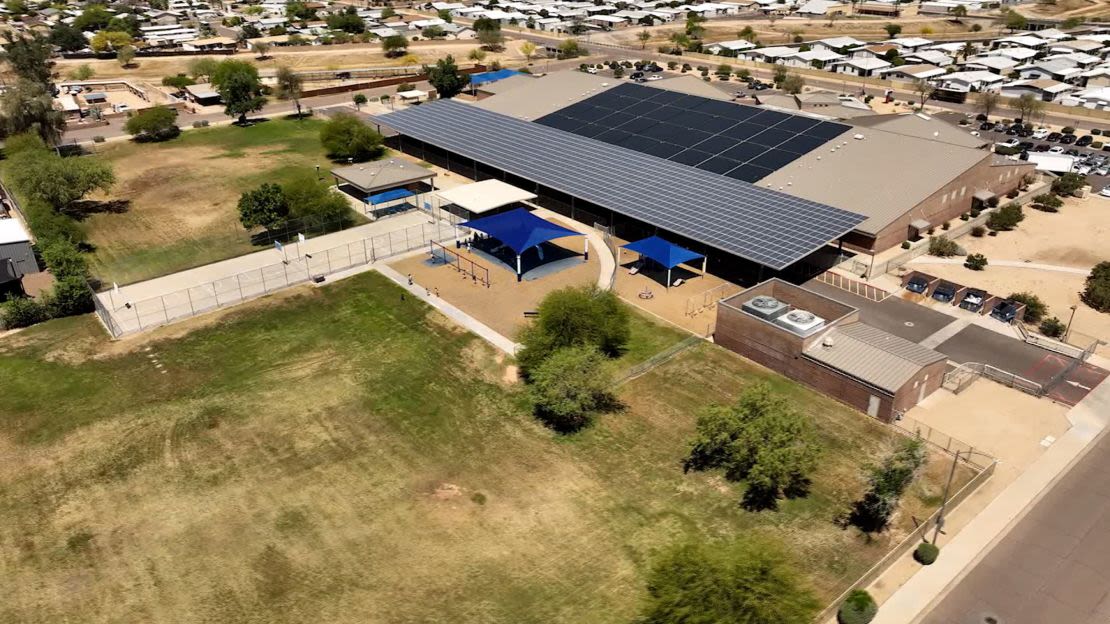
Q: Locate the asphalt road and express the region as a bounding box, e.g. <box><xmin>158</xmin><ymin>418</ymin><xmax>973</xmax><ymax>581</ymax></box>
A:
<box><xmin>922</xmin><ymin>426</ymin><xmax>1110</xmax><ymax>624</ymax></box>
<box><xmin>804</xmin><ymin>280</ymin><xmax>954</xmax><ymax>343</ymax></box>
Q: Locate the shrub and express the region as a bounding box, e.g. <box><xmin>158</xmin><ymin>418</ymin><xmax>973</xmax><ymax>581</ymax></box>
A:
<box><xmin>1082</xmin><ymin>261</ymin><xmax>1110</xmax><ymax>312</ymax></box>
<box><xmin>971</xmin><ymin>225</ymin><xmax>986</xmax><ymax>237</ymax></box>
<box><xmin>960</xmin><ymin>212</ymin><xmax>969</xmax><ymax>221</ymax></box>
<box><xmin>970</xmin><ymin>208</ymin><xmax>981</xmax><ymax>218</ymax></box>
<box><xmin>124</xmin><ymin>105</ymin><xmax>180</xmax><ymax>142</ymax></box>
<box><xmin>849</xmin><ymin>439</ymin><xmax>925</xmax><ymax>533</ymax></box>
<box><xmin>928</xmin><ymin>235</ymin><xmax>959</xmax><ymax>257</ymax></box>
<box><xmin>1040</xmin><ymin>316</ymin><xmax>1066</xmax><ymax>338</ymax></box>
<box><xmin>941</xmin><ymin>221</ymin><xmax>950</xmax><ymax>230</ymax></box>
<box><xmin>1093</xmin><ymin>128</ymin><xmax>1102</xmax><ymax>136</ymax></box>
<box><xmin>1061</xmin><ymin>126</ymin><xmax>1075</xmax><ymax>134</ymax></box>
<box><xmin>0</xmin><ymin>296</ymin><xmax>50</xmax><ymax>329</ymax></box>
<box><xmin>901</xmin><ymin>241</ymin><xmax>911</xmax><ymax>250</ymax></box>
<box><xmin>1032</xmin><ymin>193</ymin><xmax>1063</xmax><ymax>212</ymax></box>
<box><xmin>528</xmin><ymin>345</ymin><xmax>615</xmax><ymax>433</ymax></box>
<box><xmin>1009</xmin><ymin>291</ymin><xmax>1047</xmax><ymax>323</ymax></box>
<box><xmin>319</xmin><ymin>112</ymin><xmax>384</xmax><ymax>162</ymax></box>
<box><xmin>92</xmin><ymin>136</ymin><xmax>105</xmax><ymax>143</ymax></box>
<box><xmin>914</xmin><ymin>542</ymin><xmax>940</xmax><ymax>565</ymax></box>
<box><xmin>47</xmin><ymin>275</ymin><xmax>93</xmax><ymax>317</ymax></box>
<box><xmin>965</xmin><ymin>253</ymin><xmax>988</xmax><ymax>270</ymax></box>
<box><xmin>837</xmin><ymin>589</ymin><xmax>878</xmax><ymax>624</ymax></box>
<box><xmin>1005</xmin><ymin>189</ymin><xmax>1019</xmax><ymax>199</ymax></box>
<box><xmin>192</xmin><ymin>120</ymin><xmax>209</xmax><ymax>128</ymax></box>
<box><xmin>1093</xmin><ymin>141</ymin><xmax>1103</xmax><ymax>149</ymax></box>
<box><xmin>1052</xmin><ymin>172</ymin><xmax>1087</xmax><ymax>196</ymax></box>
<box><xmin>987</xmin><ymin>203</ymin><xmax>1023</xmax><ymax>231</ymax></box>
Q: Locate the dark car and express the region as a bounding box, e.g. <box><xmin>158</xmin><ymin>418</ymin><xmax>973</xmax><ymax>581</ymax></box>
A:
<box><xmin>1018</xmin><ymin>141</ymin><xmax>1035</xmax><ymax>150</ymax></box>
<box><xmin>906</xmin><ymin>275</ymin><xmax>929</xmax><ymax>294</ymax></box>
<box><xmin>648</xmin><ymin>64</ymin><xmax>663</xmax><ymax>72</ymax></box>
<box><xmin>960</xmin><ymin>289</ymin><xmax>987</xmax><ymax>312</ymax></box>
<box><xmin>1006</xmin><ymin>126</ymin><xmax>1021</xmax><ymax>136</ymax></box>
<box><xmin>994</xmin><ymin>122</ymin><xmax>1009</xmax><ymax>132</ymax></box>
<box><xmin>1065</xmin><ymin>149</ymin><xmax>1080</xmax><ymax>156</ymax></box>
<box><xmin>1077</xmin><ymin>135</ymin><xmax>1094</xmax><ymax>147</ymax></box>
<box><xmin>751</xmin><ymin>82</ymin><xmax>769</xmax><ymax>90</ymax></box>
<box><xmin>1047</xmin><ymin>132</ymin><xmax>1062</xmax><ymax>142</ymax></box>
<box><xmin>932</xmin><ymin>282</ymin><xmax>958</xmax><ymax>303</ymax></box>
<box><xmin>976</xmin><ymin>113</ymin><xmax>988</xmax><ymax>121</ymax></box>
<box><xmin>630</xmin><ymin>71</ymin><xmax>645</xmax><ymax>80</ymax></box>
<box><xmin>1061</xmin><ymin>134</ymin><xmax>1077</xmax><ymax>144</ymax></box>
<box><xmin>979</xmin><ymin>122</ymin><xmax>994</xmax><ymax>131</ymax></box>
<box><xmin>991</xmin><ymin>300</ymin><xmax>1020</xmax><ymax>323</ymax></box>
<box><xmin>1033</xmin><ymin>143</ymin><xmax>1051</xmax><ymax>152</ymax></box>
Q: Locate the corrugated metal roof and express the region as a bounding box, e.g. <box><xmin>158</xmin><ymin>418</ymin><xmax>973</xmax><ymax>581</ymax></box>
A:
<box><xmin>804</xmin><ymin>322</ymin><xmax>946</xmax><ymax>393</ymax></box>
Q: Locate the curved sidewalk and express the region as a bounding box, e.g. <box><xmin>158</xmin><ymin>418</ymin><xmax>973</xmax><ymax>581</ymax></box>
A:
<box><xmin>908</xmin><ymin>257</ymin><xmax>1091</xmax><ymax>275</ymax></box>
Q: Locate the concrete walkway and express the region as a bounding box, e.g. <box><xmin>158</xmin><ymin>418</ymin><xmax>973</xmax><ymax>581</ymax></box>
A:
<box><xmin>529</xmin><ymin>206</ymin><xmax>615</xmax><ymax>290</ymax></box>
<box><xmin>909</xmin><ymin>257</ymin><xmax>1091</xmax><ymax>275</ymax></box>
<box><xmin>872</xmin><ymin>377</ymin><xmax>1110</xmax><ymax>624</ymax></box>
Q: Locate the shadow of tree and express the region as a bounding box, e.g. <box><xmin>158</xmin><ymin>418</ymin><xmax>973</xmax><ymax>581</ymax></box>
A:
<box><xmin>61</xmin><ymin>199</ymin><xmax>130</xmax><ymax>221</ymax></box>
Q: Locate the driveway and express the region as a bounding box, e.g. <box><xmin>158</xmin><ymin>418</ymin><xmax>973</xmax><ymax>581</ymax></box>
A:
<box><xmin>803</xmin><ymin>280</ymin><xmax>956</xmax><ymax>343</ymax></box>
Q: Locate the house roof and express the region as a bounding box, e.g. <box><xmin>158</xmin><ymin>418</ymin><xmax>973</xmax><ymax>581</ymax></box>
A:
<box><xmin>331</xmin><ymin>159</ymin><xmax>436</xmax><ymax>193</ymax></box>
<box><xmin>804</xmin><ymin>322</ymin><xmax>946</xmax><ymax>394</ymax></box>
<box><xmin>0</xmin><ymin>218</ymin><xmax>31</xmax><ymax>245</ymax></box>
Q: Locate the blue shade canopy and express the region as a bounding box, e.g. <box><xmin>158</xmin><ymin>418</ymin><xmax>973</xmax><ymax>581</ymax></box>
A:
<box><xmin>621</xmin><ymin>236</ymin><xmax>704</xmax><ymax>269</ymax></box>
<box><xmin>367</xmin><ymin>188</ymin><xmax>415</xmax><ymax>204</ymax></box>
<box><xmin>460</xmin><ymin>208</ymin><xmax>581</xmax><ymax>255</ymax></box>
<box><xmin>469</xmin><ymin>69</ymin><xmax>522</xmax><ymax>86</ymax></box>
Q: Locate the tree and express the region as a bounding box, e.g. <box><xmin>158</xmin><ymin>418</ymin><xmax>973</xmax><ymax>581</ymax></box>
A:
<box><xmin>187</xmin><ymin>57</ymin><xmax>220</xmax><ymax>80</ymax></box>
<box><xmin>352</xmin><ymin>93</ymin><xmax>367</xmax><ymax>110</ymax></box>
<box><xmin>738</xmin><ymin>25</ymin><xmax>756</xmax><ymax>42</ymax></box>
<box><xmin>781</xmin><ymin>73</ymin><xmax>805</xmax><ymax>94</ymax></box>
<box><xmin>237</xmin><ymin>183</ymin><xmax>289</xmax><ymax>229</ymax></box>
<box><xmin>1082</xmin><ymin>261</ymin><xmax>1110</xmax><ymax>312</ymax></box>
<box><xmin>951</xmin><ymin>4</ymin><xmax>967</xmax><ymax>20</ymax></box>
<box><xmin>239</xmin><ymin>23</ymin><xmax>262</xmax><ymax>40</ymax></box>
<box><xmin>274</xmin><ymin>66</ymin><xmax>304</xmax><ymax>118</ymax></box>
<box><xmin>380</xmin><ymin>6</ymin><xmax>397</xmax><ymax>18</ymax></box>
<box><xmin>1011</xmin><ymin>92</ymin><xmax>1044</xmax><ymax>122</ymax></box>
<box><xmin>382</xmin><ymin>34</ymin><xmax>408</xmax><ymax>58</ymax></box>
<box><xmin>641</xmin><ymin>538</ymin><xmax>819</xmax><ymax>624</ymax></box>
<box><xmin>977</xmin><ymin>91</ymin><xmax>1000</xmax><ymax>119</ymax></box>
<box><xmin>528</xmin><ymin>345</ymin><xmax>615</xmax><ymax>432</ymax></box>
<box><xmin>124</xmin><ymin>106</ymin><xmax>180</xmax><ymax>141</ymax></box>
<box><xmin>637</xmin><ymin>30</ymin><xmax>651</xmax><ymax>49</ymax></box>
<box><xmin>1040</xmin><ymin>317</ymin><xmax>1066</xmax><ymax>338</ymax></box>
<box><xmin>1004</xmin><ymin>9</ymin><xmax>1028</xmax><ymax>31</ymax></box>
<box><xmin>521</xmin><ymin>40</ymin><xmax>537</xmax><ymax>61</ymax></box>
<box><xmin>74</xmin><ymin>5</ymin><xmax>113</xmax><ymax>31</ymax></box>
<box><xmin>287</xmin><ymin>1</ymin><xmax>316</xmax><ymax>21</ymax></box>
<box><xmin>253</xmin><ymin>41</ymin><xmax>272</xmax><ymax>59</ymax></box>
<box><xmin>50</xmin><ymin>23</ymin><xmax>88</xmax><ymax>52</ymax></box>
<box><xmin>90</xmin><ymin>30</ymin><xmax>133</xmax><ymax>52</ymax></box>
<box><xmin>67</xmin><ymin>64</ymin><xmax>96</xmax><ymax>81</ymax></box>
<box><xmin>1</xmin><ymin>32</ymin><xmax>53</xmax><ymax>85</ymax></box>
<box><xmin>1032</xmin><ymin>193</ymin><xmax>1063</xmax><ymax>211</ymax></box>
<box><xmin>162</xmin><ymin>74</ymin><xmax>195</xmax><ymax>90</ymax></box>
<box><xmin>1</xmin><ymin>296</ymin><xmax>50</xmax><ymax>329</ymax></box>
<box><xmin>959</xmin><ymin>41</ymin><xmax>977</xmax><ymax>61</ymax></box>
<box><xmin>116</xmin><ymin>45</ymin><xmax>136</xmax><ymax>68</ymax></box>
<box><xmin>1052</xmin><ymin>172</ymin><xmax>1086</xmax><ymax>196</ymax></box>
<box><xmin>437</xmin><ymin>8</ymin><xmax>453</xmax><ymax>22</ymax></box>
<box><xmin>684</xmin><ymin>383</ymin><xmax>820</xmax><ymax>510</ymax></box>
<box><xmin>987</xmin><ymin>202</ymin><xmax>1024</xmax><ymax>231</ymax></box>
<box><xmin>282</xmin><ymin>174</ymin><xmax>350</xmax><ymax>222</ymax></box>
<box><xmin>557</xmin><ymin>38</ymin><xmax>582</xmax><ymax>59</ymax></box>
<box><xmin>326</xmin><ymin>7</ymin><xmax>366</xmax><ymax>33</ymax></box>
<box><xmin>319</xmin><ymin>112</ymin><xmax>383</xmax><ymax>161</ymax></box>
<box><xmin>884</xmin><ymin>23</ymin><xmax>902</xmax><ymax>38</ymax></box>
<box><xmin>1062</xmin><ymin>16</ymin><xmax>1083</xmax><ymax>29</ymax></box>
<box><xmin>107</xmin><ymin>15</ymin><xmax>141</xmax><ymax>38</ymax></box>
<box><xmin>912</xmin><ymin>78</ymin><xmax>937</xmax><ymax>108</ymax></box>
<box><xmin>211</xmin><ymin>60</ymin><xmax>267</xmax><ymax>124</ymax></box>
<box><xmin>772</xmin><ymin>64</ymin><xmax>788</xmax><ymax>85</ymax></box>
<box><xmin>1009</xmin><ymin>292</ymin><xmax>1048</xmax><ymax>323</ymax></box>
<box><xmin>515</xmin><ymin>285</ymin><xmax>631</xmax><ymax>377</ymax></box>
<box><xmin>965</xmin><ymin>253</ymin><xmax>988</xmax><ymax>270</ymax></box>
<box><xmin>0</xmin><ymin>80</ymin><xmax>65</xmax><ymax>143</ymax></box>
<box><xmin>423</xmin><ymin>25</ymin><xmax>446</xmax><ymax>39</ymax></box>
<box><xmin>685</xmin><ymin>12</ymin><xmax>706</xmax><ymax>39</ymax></box>
<box><xmin>425</xmin><ymin>55</ymin><xmax>467</xmax><ymax>99</ymax></box>
<box><xmin>928</xmin><ymin>235</ymin><xmax>959</xmax><ymax>257</ymax></box>
<box><xmin>475</xmin><ymin>18</ymin><xmax>505</xmax><ymax>50</ymax></box>
<box><xmin>47</xmin><ymin>274</ymin><xmax>93</xmax><ymax>317</ymax></box>
<box><xmin>849</xmin><ymin>438</ymin><xmax>926</xmax><ymax>533</ymax></box>
<box><xmin>6</xmin><ymin>149</ymin><xmax>114</xmax><ymax>212</ymax></box>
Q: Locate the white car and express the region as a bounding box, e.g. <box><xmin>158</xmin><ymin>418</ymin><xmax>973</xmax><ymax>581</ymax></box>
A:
<box><xmin>585</xmin><ymin>66</ymin><xmax>598</xmax><ymax>74</ymax></box>
<box><xmin>1078</xmin><ymin>165</ymin><xmax>1092</xmax><ymax>175</ymax></box>
<box><xmin>1100</xmin><ymin>186</ymin><xmax>1110</xmax><ymax>197</ymax></box>
<box><xmin>1050</xmin><ymin>146</ymin><xmax>1065</xmax><ymax>154</ymax></box>
<box><xmin>1032</xmin><ymin>128</ymin><xmax>1050</xmax><ymax>139</ymax></box>
<box><xmin>646</xmin><ymin>74</ymin><xmax>663</xmax><ymax>81</ymax></box>
<box><xmin>1097</xmin><ymin>166</ymin><xmax>1110</xmax><ymax>176</ymax></box>
<box><xmin>996</xmin><ymin>138</ymin><xmax>1020</xmax><ymax>148</ymax></box>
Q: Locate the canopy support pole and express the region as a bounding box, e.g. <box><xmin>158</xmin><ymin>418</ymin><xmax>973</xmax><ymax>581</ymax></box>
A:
<box><xmin>667</xmin><ymin>267</ymin><xmax>672</xmax><ymax>290</ymax></box>
<box><xmin>584</xmin><ymin>238</ymin><xmax>589</xmax><ymax>261</ymax></box>
<box><xmin>702</xmin><ymin>255</ymin><xmax>707</xmax><ymax>276</ymax></box>
<box><xmin>516</xmin><ymin>254</ymin><xmax>522</xmax><ymax>282</ymax></box>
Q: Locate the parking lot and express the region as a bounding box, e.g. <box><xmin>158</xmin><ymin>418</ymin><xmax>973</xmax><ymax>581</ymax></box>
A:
<box><xmin>967</xmin><ymin>121</ymin><xmax>1110</xmax><ymax>192</ymax></box>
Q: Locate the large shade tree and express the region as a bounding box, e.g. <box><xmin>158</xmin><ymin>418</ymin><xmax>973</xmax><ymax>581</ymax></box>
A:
<box><xmin>211</xmin><ymin>60</ymin><xmax>267</xmax><ymax>123</ymax></box>
<box><xmin>424</xmin><ymin>55</ymin><xmax>467</xmax><ymax>98</ymax></box>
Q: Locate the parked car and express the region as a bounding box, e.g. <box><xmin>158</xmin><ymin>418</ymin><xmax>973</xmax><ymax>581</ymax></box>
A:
<box><xmin>1033</xmin><ymin>143</ymin><xmax>1051</xmax><ymax>152</ymax></box>
<box><xmin>1078</xmin><ymin>165</ymin><xmax>1092</xmax><ymax>175</ymax></box>
<box><xmin>1046</xmin><ymin>132</ymin><xmax>1062</xmax><ymax>142</ymax></box>
<box><xmin>1032</xmin><ymin>128</ymin><xmax>1050</xmax><ymax>139</ymax></box>
<box><xmin>751</xmin><ymin>82</ymin><xmax>769</xmax><ymax>90</ymax></box>
<box><xmin>932</xmin><ymin>282</ymin><xmax>958</xmax><ymax>303</ymax></box>
<box><xmin>1065</xmin><ymin>149</ymin><xmax>1080</xmax><ymax>156</ymax></box>
<box><xmin>1006</xmin><ymin>125</ymin><xmax>1021</xmax><ymax>136</ymax></box>
<box><xmin>1061</xmin><ymin>134</ymin><xmax>1077</xmax><ymax>144</ymax></box>
<box><xmin>630</xmin><ymin>71</ymin><xmax>645</xmax><ymax>81</ymax></box>
<box><xmin>1018</xmin><ymin>141</ymin><xmax>1035</xmax><ymax>150</ymax></box>
<box><xmin>1096</xmin><ymin>165</ymin><xmax>1110</xmax><ymax>176</ymax></box>
<box><xmin>960</xmin><ymin>289</ymin><xmax>986</xmax><ymax>313</ymax></box>
<box><xmin>993</xmin><ymin>122</ymin><xmax>1009</xmax><ymax>132</ymax></box>
<box><xmin>1050</xmin><ymin>146</ymin><xmax>1066</xmax><ymax>154</ymax></box>
<box><xmin>1100</xmin><ymin>186</ymin><xmax>1110</xmax><ymax>197</ymax></box>
<box><xmin>979</xmin><ymin>121</ymin><xmax>994</xmax><ymax>131</ymax></box>
<box><xmin>646</xmin><ymin>74</ymin><xmax>663</xmax><ymax>81</ymax></box>
<box><xmin>997</xmin><ymin>138</ymin><xmax>1021</xmax><ymax>148</ymax></box>
<box><xmin>648</xmin><ymin>64</ymin><xmax>663</xmax><ymax>72</ymax></box>
<box><xmin>585</xmin><ymin>66</ymin><xmax>598</xmax><ymax>74</ymax></box>
<box><xmin>906</xmin><ymin>275</ymin><xmax>929</xmax><ymax>294</ymax></box>
<box><xmin>1077</xmin><ymin>135</ymin><xmax>1095</xmax><ymax>147</ymax></box>
<box><xmin>991</xmin><ymin>300</ymin><xmax>1020</xmax><ymax>323</ymax></box>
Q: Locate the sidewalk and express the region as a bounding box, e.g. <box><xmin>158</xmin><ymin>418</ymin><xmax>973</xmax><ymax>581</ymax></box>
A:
<box><xmin>871</xmin><ymin>378</ymin><xmax>1110</xmax><ymax>624</ymax></box>
<box><xmin>908</xmin><ymin>257</ymin><xmax>1092</xmax><ymax>275</ymax></box>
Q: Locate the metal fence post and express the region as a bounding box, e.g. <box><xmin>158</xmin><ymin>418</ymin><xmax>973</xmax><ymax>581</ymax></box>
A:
<box><xmin>236</xmin><ymin>274</ymin><xmax>245</xmax><ymax>300</ymax></box>
<box><xmin>161</xmin><ymin>296</ymin><xmax>170</xmax><ymax>323</ymax></box>
<box><xmin>326</xmin><ymin>249</ymin><xmax>333</xmax><ymax>273</ymax></box>
<box><xmin>186</xmin><ymin>288</ymin><xmax>196</xmax><ymax>314</ymax></box>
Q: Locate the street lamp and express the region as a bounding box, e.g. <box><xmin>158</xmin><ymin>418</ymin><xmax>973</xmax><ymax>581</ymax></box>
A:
<box><xmin>1065</xmin><ymin>304</ymin><xmax>1078</xmax><ymax>342</ymax></box>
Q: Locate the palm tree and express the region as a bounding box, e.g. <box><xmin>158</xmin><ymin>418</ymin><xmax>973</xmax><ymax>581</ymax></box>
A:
<box><xmin>959</xmin><ymin>41</ymin><xmax>976</xmax><ymax>61</ymax></box>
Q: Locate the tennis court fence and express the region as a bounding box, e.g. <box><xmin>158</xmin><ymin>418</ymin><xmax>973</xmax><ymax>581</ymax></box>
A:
<box><xmin>93</xmin><ymin>221</ymin><xmax>460</xmax><ymax>338</ymax></box>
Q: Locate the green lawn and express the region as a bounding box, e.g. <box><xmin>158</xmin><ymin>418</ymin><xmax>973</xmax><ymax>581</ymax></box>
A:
<box><xmin>0</xmin><ymin>273</ymin><xmax>968</xmax><ymax>623</ymax></box>
<box><xmin>81</xmin><ymin>118</ymin><xmax>365</xmax><ymax>285</ymax></box>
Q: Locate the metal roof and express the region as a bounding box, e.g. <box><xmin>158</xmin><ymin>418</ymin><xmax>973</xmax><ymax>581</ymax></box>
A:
<box><xmin>0</xmin><ymin>218</ymin><xmax>31</xmax><ymax>245</ymax></box>
<box><xmin>331</xmin><ymin>159</ymin><xmax>435</xmax><ymax>193</ymax></box>
<box><xmin>373</xmin><ymin>100</ymin><xmax>865</xmax><ymax>270</ymax></box>
<box><xmin>805</xmin><ymin>322</ymin><xmax>947</xmax><ymax>394</ymax></box>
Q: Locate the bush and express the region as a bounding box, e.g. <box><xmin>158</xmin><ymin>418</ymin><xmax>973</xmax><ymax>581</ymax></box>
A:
<box><xmin>971</xmin><ymin>225</ymin><xmax>986</xmax><ymax>237</ymax></box>
<box><xmin>849</xmin><ymin>439</ymin><xmax>925</xmax><ymax>533</ymax></box>
<box><xmin>837</xmin><ymin>589</ymin><xmax>878</xmax><ymax>624</ymax></box>
<box><xmin>900</xmin><ymin>241</ymin><xmax>911</xmax><ymax>250</ymax></box>
<box><xmin>1093</xmin><ymin>128</ymin><xmax>1102</xmax><ymax>136</ymax></box>
<box><xmin>47</xmin><ymin>275</ymin><xmax>93</xmax><ymax>317</ymax></box>
<box><xmin>970</xmin><ymin>208</ymin><xmax>981</xmax><ymax>218</ymax></box>
<box><xmin>941</xmin><ymin>221</ymin><xmax>950</xmax><ymax>230</ymax></box>
<box><xmin>0</xmin><ymin>296</ymin><xmax>50</xmax><ymax>329</ymax></box>
<box><xmin>1082</xmin><ymin>261</ymin><xmax>1110</xmax><ymax>312</ymax></box>
<box><xmin>516</xmin><ymin>285</ymin><xmax>630</xmax><ymax>377</ymax></box>
<box><xmin>1093</xmin><ymin>141</ymin><xmax>1104</xmax><ymax>149</ymax></box>
<box><xmin>1062</xmin><ymin>126</ymin><xmax>1075</xmax><ymax>134</ymax></box>
<box><xmin>1009</xmin><ymin>291</ymin><xmax>1047</xmax><ymax>323</ymax></box>
<box><xmin>319</xmin><ymin>112</ymin><xmax>384</xmax><ymax>162</ymax></box>
<box><xmin>987</xmin><ymin>203</ymin><xmax>1023</xmax><ymax>231</ymax></box>
<box><xmin>1040</xmin><ymin>316</ymin><xmax>1066</xmax><ymax>338</ymax></box>
<box><xmin>1032</xmin><ymin>193</ymin><xmax>1063</xmax><ymax>212</ymax></box>
<box><xmin>1052</xmin><ymin>172</ymin><xmax>1087</xmax><ymax>196</ymax></box>
<box><xmin>965</xmin><ymin>253</ymin><xmax>988</xmax><ymax>270</ymax></box>
<box><xmin>192</xmin><ymin>120</ymin><xmax>209</xmax><ymax>128</ymax></box>
<box><xmin>124</xmin><ymin>105</ymin><xmax>180</xmax><ymax>142</ymax></box>
<box><xmin>528</xmin><ymin>345</ymin><xmax>615</xmax><ymax>433</ymax></box>
<box><xmin>914</xmin><ymin>542</ymin><xmax>940</xmax><ymax>565</ymax></box>
<box><xmin>960</xmin><ymin>212</ymin><xmax>969</xmax><ymax>221</ymax></box>
<box><xmin>928</xmin><ymin>235</ymin><xmax>959</xmax><ymax>257</ymax></box>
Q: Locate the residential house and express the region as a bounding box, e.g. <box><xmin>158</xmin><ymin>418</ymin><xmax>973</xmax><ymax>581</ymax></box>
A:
<box><xmin>811</xmin><ymin>36</ymin><xmax>864</xmax><ymax>53</ymax></box>
<box><xmin>880</xmin><ymin>63</ymin><xmax>947</xmax><ymax>81</ymax></box>
<box><xmin>832</xmin><ymin>57</ymin><xmax>892</xmax><ymax>77</ymax></box>
<box><xmin>905</xmin><ymin>49</ymin><xmax>954</xmax><ymax>66</ymax></box>
<box><xmin>935</xmin><ymin>70</ymin><xmax>1006</xmax><ymax>92</ymax></box>
<box><xmin>963</xmin><ymin>55</ymin><xmax>1019</xmax><ymax>74</ymax></box>
<box><xmin>1000</xmin><ymin>78</ymin><xmax>1076</xmax><ymax>101</ymax></box>
<box><xmin>704</xmin><ymin>39</ymin><xmax>758</xmax><ymax>55</ymax></box>
<box><xmin>1016</xmin><ymin>58</ymin><xmax>1083</xmax><ymax>82</ymax></box>
<box><xmin>992</xmin><ymin>34</ymin><xmax>1048</xmax><ymax>49</ymax></box>
<box><xmin>0</xmin><ymin>219</ymin><xmax>38</xmax><ymax>287</ymax></box>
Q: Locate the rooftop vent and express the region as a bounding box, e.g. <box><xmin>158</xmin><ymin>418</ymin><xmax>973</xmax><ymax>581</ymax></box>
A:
<box><xmin>774</xmin><ymin>309</ymin><xmax>826</xmax><ymax>336</ymax></box>
<box><xmin>741</xmin><ymin>295</ymin><xmax>788</xmax><ymax>320</ymax></box>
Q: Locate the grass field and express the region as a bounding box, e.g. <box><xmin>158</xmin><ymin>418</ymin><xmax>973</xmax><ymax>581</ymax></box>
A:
<box><xmin>0</xmin><ymin>272</ymin><xmax>970</xmax><ymax>623</ymax></box>
<box><xmin>84</xmin><ymin>118</ymin><xmax>353</xmax><ymax>285</ymax></box>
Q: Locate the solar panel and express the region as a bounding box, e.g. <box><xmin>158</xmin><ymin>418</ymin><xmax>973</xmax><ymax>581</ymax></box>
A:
<box><xmin>535</xmin><ymin>83</ymin><xmax>851</xmax><ymax>179</ymax></box>
<box><xmin>374</xmin><ymin>100</ymin><xmax>865</xmax><ymax>270</ymax></box>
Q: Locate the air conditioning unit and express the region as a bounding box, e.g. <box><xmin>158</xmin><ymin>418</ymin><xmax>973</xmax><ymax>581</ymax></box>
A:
<box><xmin>741</xmin><ymin>295</ymin><xmax>788</xmax><ymax>320</ymax></box>
<box><xmin>775</xmin><ymin>309</ymin><xmax>826</xmax><ymax>336</ymax></box>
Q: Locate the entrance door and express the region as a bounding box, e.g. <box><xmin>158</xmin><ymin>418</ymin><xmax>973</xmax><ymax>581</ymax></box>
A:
<box><xmin>867</xmin><ymin>395</ymin><xmax>881</xmax><ymax>418</ymax></box>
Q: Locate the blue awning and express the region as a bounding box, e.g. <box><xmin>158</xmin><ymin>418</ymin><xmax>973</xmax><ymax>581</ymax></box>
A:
<box><xmin>469</xmin><ymin>69</ymin><xmax>523</xmax><ymax>86</ymax></box>
<box><xmin>460</xmin><ymin>207</ymin><xmax>581</xmax><ymax>255</ymax></box>
<box><xmin>367</xmin><ymin>188</ymin><xmax>415</xmax><ymax>204</ymax></box>
<box><xmin>621</xmin><ymin>236</ymin><xmax>704</xmax><ymax>269</ymax></box>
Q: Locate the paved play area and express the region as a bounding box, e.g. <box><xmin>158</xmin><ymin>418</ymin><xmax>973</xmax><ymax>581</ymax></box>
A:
<box><xmin>94</xmin><ymin>211</ymin><xmax>454</xmax><ymax>336</ymax></box>
<box><xmin>612</xmin><ymin>252</ymin><xmax>741</xmax><ymax>336</ymax></box>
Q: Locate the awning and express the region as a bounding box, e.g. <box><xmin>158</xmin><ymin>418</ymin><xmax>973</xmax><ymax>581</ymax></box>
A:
<box><xmin>621</xmin><ymin>236</ymin><xmax>704</xmax><ymax>269</ymax></box>
<box><xmin>469</xmin><ymin>68</ymin><xmax>523</xmax><ymax>86</ymax></box>
<box><xmin>368</xmin><ymin>188</ymin><xmax>415</xmax><ymax>204</ymax></box>
<box><xmin>972</xmin><ymin>190</ymin><xmax>995</xmax><ymax>201</ymax></box>
<box><xmin>436</xmin><ymin>179</ymin><xmax>536</xmax><ymax>214</ymax></box>
<box><xmin>910</xmin><ymin>219</ymin><xmax>931</xmax><ymax>231</ymax></box>
<box><xmin>460</xmin><ymin>207</ymin><xmax>581</xmax><ymax>255</ymax></box>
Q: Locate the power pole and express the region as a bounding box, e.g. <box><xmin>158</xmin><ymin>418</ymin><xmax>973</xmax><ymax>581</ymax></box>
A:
<box><xmin>932</xmin><ymin>449</ymin><xmax>961</xmax><ymax>544</ymax></box>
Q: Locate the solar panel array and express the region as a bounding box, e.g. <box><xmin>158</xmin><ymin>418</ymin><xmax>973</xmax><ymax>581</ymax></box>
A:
<box><xmin>374</xmin><ymin>100</ymin><xmax>865</xmax><ymax>270</ymax></box>
<box><xmin>536</xmin><ymin>83</ymin><xmax>851</xmax><ymax>182</ymax></box>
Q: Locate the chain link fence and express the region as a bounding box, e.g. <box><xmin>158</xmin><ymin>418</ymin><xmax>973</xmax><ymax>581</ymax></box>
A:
<box><xmin>93</xmin><ymin>221</ymin><xmax>459</xmax><ymax>338</ymax></box>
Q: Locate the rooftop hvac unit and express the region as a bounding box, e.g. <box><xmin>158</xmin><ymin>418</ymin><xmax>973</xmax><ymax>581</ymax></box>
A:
<box><xmin>741</xmin><ymin>295</ymin><xmax>789</xmax><ymax>320</ymax></box>
<box><xmin>774</xmin><ymin>309</ymin><xmax>826</xmax><ymax>336</ymax></box>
